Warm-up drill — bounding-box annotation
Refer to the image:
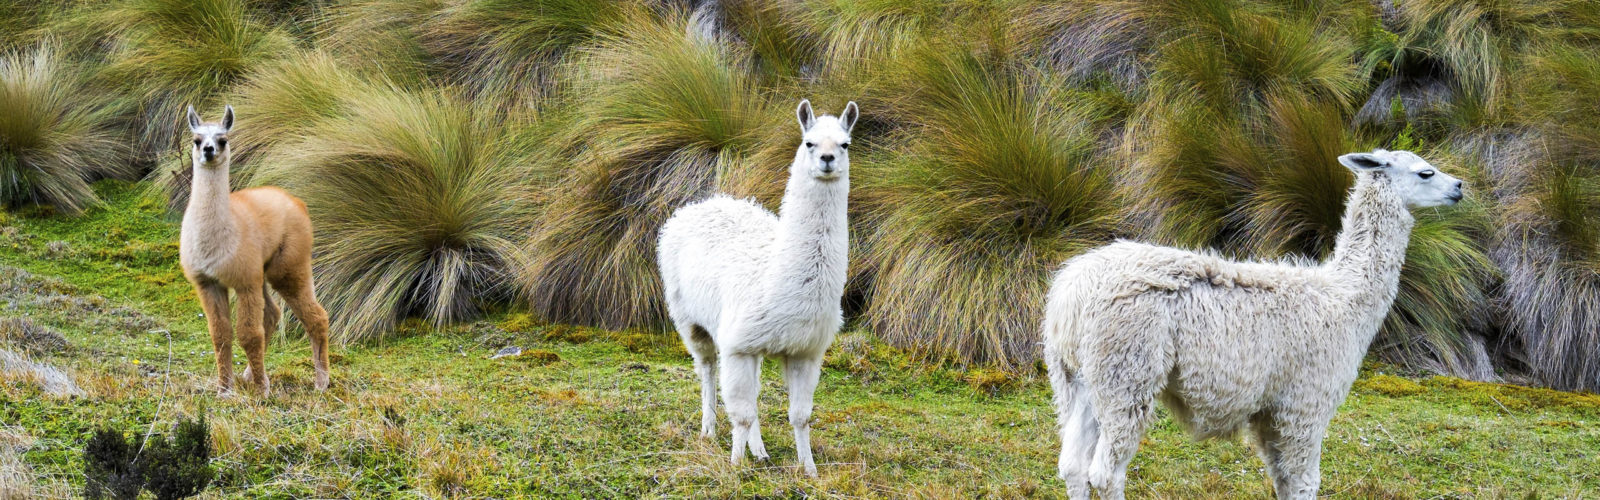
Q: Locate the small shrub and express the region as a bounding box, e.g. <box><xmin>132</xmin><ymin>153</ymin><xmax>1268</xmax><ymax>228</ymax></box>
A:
<box><xmin>518</xmin><ymin>349</ymin><xmax>559</xmax><ymax>365</ymax></box>
<box><xmin>83</xmin><ymin>416</ymin><xmax>215</xmax><ymax>500</ymax></box>
<box><xmin>138</xmin><ymin>415</ymin><xmax>215</xmax><ymax>500</ymax></box>
<box><xmin>83</xmin><ymin>429</ymin><xmax>142</xmax><ymax>500</ymax></box>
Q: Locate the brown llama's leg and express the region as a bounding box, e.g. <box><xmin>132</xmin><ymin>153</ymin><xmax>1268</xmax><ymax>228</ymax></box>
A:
<box><xmin>262</xmin><ymin>282</ymin><xmax>280</xmax><ymax>346</ymax></box>
<box><xmin>195</xmin><ymin>282</ymin><xmax>234</xmax><ymax>394</ymax></box>
<box><xmin>276</xmin><ymin>273</ymin><xmax>331</xmax><ymax>391</ymax></box>
<box><xmin>235</xmin><ymin>284</ymin><xmax>270</xmax><ymax>395</ymax></box>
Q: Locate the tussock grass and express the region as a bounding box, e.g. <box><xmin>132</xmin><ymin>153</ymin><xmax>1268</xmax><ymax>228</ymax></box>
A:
<box><xmin>1490</xmin><ymin>45</ymin><xmax>1600</xmax><ymax>392</ymax></box>
<box><xmin>857</xmin><ymin>43</ymin><xmax>1124</xmax><ymax>368</ymax></box>
<box><xmin>252</xmin><ymin>86</ymin><xmax>543</xmax><ymax>343</ymax></box>
<box><xmin>80</xmin><ymin>0</ymin><xmax>293</xmax><ymax>160</ymax></box>
<box><xmin>418</xmin><ymin>0</ymin><xmax>636</xmax><ymax>100</ymax></box>
<box><xmin>0</xmin><ymin>45</ymin><xmax>131</xmax><ymax>214</ymax></box>
<box><xmin>521</xmin><ymin>11</ymin><xmax>780</xmax><ymax>330</ymax></box>
<box><xmin>315</xmin><ymin>0</ymin><xmax>444</xmax><ymax>84</ymax></box>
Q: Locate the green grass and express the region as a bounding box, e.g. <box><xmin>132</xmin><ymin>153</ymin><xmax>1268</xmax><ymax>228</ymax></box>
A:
<box><xmin>3</xmin><ymin>182</ymin><xmax>1598</xmax><ymax>498</ymax></box>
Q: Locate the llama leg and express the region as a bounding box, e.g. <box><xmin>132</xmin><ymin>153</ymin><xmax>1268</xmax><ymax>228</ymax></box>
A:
<box><xmin>196</xmin><ymin>282</ymin><xmax>234</xmax><ymax>394</ymax></box>
<box><xmin>678</xmin><ymin>322</ymin><xmax>718</xmax><ymax>438</ymax></box>
<box><xmin>1046</xmin><ymin>344</ymin><xmax>1096</xmax><ymax>500</ymax></box>
<box><xmin>1249</xmin><ymin>413</ymin><xmax>1290</xmax><ymax>496</ymax></box>
<box><xmin>745</xmin><ymin>357</ymin><xmax>769</xmax><ymax>461</ymax></box>
<box><xmin>783</xmin><ymin>354</ymin><xmax>823</xmax><ymax>477</ymax></box>
<box><xmin>1266</xmin><ymin>416</ymin><xmax>1327</xmax><ymax>500</ymax></box>
<box><xmin>235</xmin><ymin>285</ymin><xmax>270</xmax><ymax>395</ymax></box>
<box><xmin>720</xmin><ymin>352</ymin><xmax>761</xmax><ymax>466</ymax></box>
<box><xmin>277</xmin><ymin>276</ymin><xmax>332</xmax><ymax>391</ymax></box>
<box><xmin>261</xmin><ymin>282</ymin><xmax>279</xmax><ymax>347</ymax></box>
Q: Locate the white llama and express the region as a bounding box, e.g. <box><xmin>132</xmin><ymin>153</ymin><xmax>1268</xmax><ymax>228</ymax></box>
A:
<box><xmin>1042</xmin><ymin>150</ymin><xmax>1464</xmax><ymax>499</ymax></box>
<box><xmin>657</xmin><ymin>99</ymin><xmax>858</xmax><ymax>477</ymax></box>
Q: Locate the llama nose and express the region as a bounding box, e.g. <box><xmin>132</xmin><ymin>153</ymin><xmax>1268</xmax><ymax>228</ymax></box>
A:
<box><xmin>820</xmin><ymin>154</ymin><xmax>834</xmax><ymax>163</ymax></box>
<box><xmin>203</xmin><ymin>145</ymin><xmax>215</xmax><ymax>154</ymax></box>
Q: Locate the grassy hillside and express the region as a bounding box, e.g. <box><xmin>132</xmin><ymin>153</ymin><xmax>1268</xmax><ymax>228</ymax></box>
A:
<box><xmin>3</xmin><ymin>182</ymin><xmax>1597</xmax><ymax>498</ymax></box>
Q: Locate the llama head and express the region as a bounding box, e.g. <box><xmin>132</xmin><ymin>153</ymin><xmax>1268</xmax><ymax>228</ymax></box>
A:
<box><xmin>186</xmin><ymin>105</ymin><xmax>234</xmax><ymax>168</ymax></box>
<box><xmin>1338</xmin><ymin>149</ymin><xmax>1464</xmax><ymax>208</ymax></box>
<box><xmin>794</xmin><ymin>99</ymin><xmax>858</xmax><ymax>181</ymax></box>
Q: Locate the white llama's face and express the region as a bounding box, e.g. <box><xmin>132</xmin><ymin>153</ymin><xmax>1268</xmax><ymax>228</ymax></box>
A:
<box><xmin>186</xmin><ymin>105</ymin><xmax>234</xmax><ymax>168</ymax></box>
<box><xmin>1338</xmin><ymin>149</ymin><xmax>1464</xmax><ymax>208</ymax></box>
<box><xmin>795</xmin><ymin>99</ymin><xmax>858</xmax><ymax>181</ymax></box>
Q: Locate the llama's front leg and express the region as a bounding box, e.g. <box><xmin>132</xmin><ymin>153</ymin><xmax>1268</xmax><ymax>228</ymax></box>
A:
<box><xmin>720</xmin><ymin>353</ymin><xmax>762</xmax><ymax>466</ymax></box>
<box><xmin>783</xmin><ymin>354</ymin><xmax>823</xmax><ymax>477</ymax></box>
<box><xmin>195</xmin><ymin>283</ymin><xmax>234</xmax><ymax>394</ymax></box>
<box><xmin>235</xmin><ymin>285</ymin><xmax>270</xmax><ymax>395</ymax></box>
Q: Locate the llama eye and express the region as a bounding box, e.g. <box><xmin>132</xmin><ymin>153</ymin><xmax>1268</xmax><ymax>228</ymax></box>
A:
<box><xmin>841</xmin><ymin>143</ymin><xmax>850</xmax><ymax>150</ymax></box>
<box><xmin>193</xmin><ymin>139</ymin><xmax>201</xmax><ymax>147</ymax></box>
<box><xmin>1418</xmin><ymin>170</ymin><xmax>1435</xmax><ymax>179</ymax></box>
<box><xmin>217</xmin><ymin>139</ymin><xmax>227</xmax><ymax>148</ymax></box>
<box><xmin>805</xmin><ymin>142</ymin><xmax>815</xmax><ymax>148</ymax></box>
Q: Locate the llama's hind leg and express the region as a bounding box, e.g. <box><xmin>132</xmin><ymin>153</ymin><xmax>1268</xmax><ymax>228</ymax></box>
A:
<box><xmin>1260</xmin><ymin>413</ymin><xmax>1327</xmax><ymax>500</ymax></box>
<box><xmin>745</xmin><ymin>356</ymin><xmax>769</xmax><ymax>461</ymax></box>
<box><xmin>1045</xmin><ymin>344</ymin><xmax>1096</xmax><ymax>500</ymax></box>
<box><xmin>720</xmin><ymin>352</ymin><xmax>763</xmax><ymax>466</ymax></box>
<box><xmin>261</xmin><ymin>282</ymin><xmax>280</xmax><ymax>346</ymax></box>
<box><xmin>783</xmin><ymin>354</ymin><xmax>823</xmax><ymax>477</ymax></box>
<box><xmin>678</xmin><ymin>322</ymin><xmax>718</xmax><ymax>438</ymax></box>
<box><xmin>1249</xmin><ymin>412</ymin><xmax>1290</xmax><ymax>496</ymax></box>
<box><xmin>273</xmin><ymin>273</ymin><xmax>331</xmax><ymax>391</ymax></box>
<box><xmin>1083</xmin><ymin>337</ymin><xmax>1170</xmax><ymax>498</ymax></box>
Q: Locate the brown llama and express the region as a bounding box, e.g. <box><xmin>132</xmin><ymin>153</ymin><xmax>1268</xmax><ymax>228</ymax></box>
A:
<box><xmin>179</xmin><ymin>105</ymin><xmax>330</xmax><ymax>394</ymax></box>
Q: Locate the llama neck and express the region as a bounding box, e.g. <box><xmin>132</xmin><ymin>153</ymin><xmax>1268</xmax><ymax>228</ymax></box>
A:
<box><xmin>761</xmin><ymin>169</ymin><xmax>849</xmax><ymax>307</ymax></box>
<box><xmin>1326</xmin><ymin>173</ymin><xmax>1413</xmax><ymax>338</ymax></box>
<box><xmin>185</xmin><ymin>159</ymin><xmax>237</xmax><ymax>243</ymax></box>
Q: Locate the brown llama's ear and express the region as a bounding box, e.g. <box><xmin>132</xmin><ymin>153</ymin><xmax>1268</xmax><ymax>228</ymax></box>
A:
<box><xmin>796</xmin><ymin>99</ymin><xmax>814</xmax><ymax>132</ymax></box>
<box><xmin>841</xmin><ymin>101</ymin><xmax>859</xmax><ymax>134</ymax></box>
<box><xmin>186</xmin><ymin>105</ymin><xmax>202</xmax><ymax>131</ymax></box>
<box><xmin>222</xmin><ymin>105</ymin><xmax>235</xmax><ymax>131</ymax></box>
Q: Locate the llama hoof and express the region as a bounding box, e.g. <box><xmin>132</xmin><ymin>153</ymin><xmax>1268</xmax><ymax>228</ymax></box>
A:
<box><xmin>801</xmin><ymin>464</ymin><xmax>817</xmax><ymax>478</ymax></box>
<box><xmin>314</xmin><ymin>374</ymin><xmax>330</xmax><ymax>391</ymax></box>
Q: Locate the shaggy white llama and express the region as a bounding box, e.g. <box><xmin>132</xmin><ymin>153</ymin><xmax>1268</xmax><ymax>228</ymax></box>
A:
<box><xmin>1042</xmin><ymin>149</ymin><xmax>1464</xmax><ymax>499</ymax></box>
<box><xmin>657</xmin><ymin>99</ymin><xmax>857</xmax><ymax>477</ymax></box>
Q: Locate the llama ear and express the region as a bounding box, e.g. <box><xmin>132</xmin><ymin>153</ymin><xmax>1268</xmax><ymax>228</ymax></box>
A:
<box><xmin>221</xmin><ymin>105</ymin><xmax>235</xmax><ymax>131</ymax></box>
<box><xmin>186</xmin><ymin>105</ymin><xmax>202</xmax><ymax>131</ymax></box>
<box><xmin>796</xmin><ymin>99</ymin><xmax>814</xmax><ymax>132</ymax></box>
<box><xmin>1338</xmin><ymin>152</ymin><xmax>1388</xmax><ymax>171</ymax></box>
<box><xmin>841</xmin><ymin>101</ymin><xmax>859</xmax><ymax>134</ymax></box>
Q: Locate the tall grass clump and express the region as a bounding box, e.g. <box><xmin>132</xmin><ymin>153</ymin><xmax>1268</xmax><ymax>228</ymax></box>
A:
<box><xmin>0</xmin><ymin>1</ymin><xmax>55</xmax><ymax>50</ymax></box>
<box><xmin>316</xmin><ymin>0</ymin><xmax>445</xmax><ymax>86</ymax></box>
<box><xmin>148</xmin><ymin>50</ymin><xmax>375</xmax><ymax>211</ymax></box>
<box><xmin>856</xmin><ymin>44</ymin><xmax>1124</xmax><ymax>368</ymax></box>
<box><xmin>1491</xmin><ymin>46</ymin><xmax>1600</xmax><ymax>391</ymax></box>
<box><xmin>1131</xmin><ymin>2</ymin><xmax>1498</xmax><ymax>376</ymax></box>
<box><xmin>0</xmin><ymin>45</ymin><xmax>130</xmax><ymax>214</ymax></box>
<box><xmin>87</xmin><ymin>0</ymin><xmax>293</xmax><ymax>160</ymax></box>
<box><xmin>418</xmin><ymin>0</ymin><xmax>635</xmax><ymax>100</ymax></box>
<box><xmin>1386</xmin><ymin>0</ymin><xmax>1600</xmax><ymax>135</ymax></box>
<box><xmin>252</xmin><ymin>86</ymin><xmax>541</xmax><ymax>343</ymax></box>
<box><xmin>521</xmin><ymin>11</ymin><xmax>779</xmax><ymax>330</ymax></box>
